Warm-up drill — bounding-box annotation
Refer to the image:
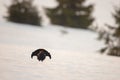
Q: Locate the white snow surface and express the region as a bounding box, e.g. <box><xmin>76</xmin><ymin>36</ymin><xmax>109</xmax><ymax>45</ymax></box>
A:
<box><xmin>0</xmin><ymin>22</ymin><xmax>120</xmax><ymax>80</ymax></box>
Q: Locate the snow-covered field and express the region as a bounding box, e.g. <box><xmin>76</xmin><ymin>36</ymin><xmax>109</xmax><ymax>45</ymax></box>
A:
<box><xmin>0</xmin><ymin>22</ymin><xmax>120</xmax><ymax>80</ymax></box>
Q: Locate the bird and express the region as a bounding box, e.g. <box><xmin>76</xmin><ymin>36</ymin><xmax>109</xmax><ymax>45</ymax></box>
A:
<box><xmin>31</xmin><ymin>49</ymin><xmax>51</xmax><ymax>61</ymax></box>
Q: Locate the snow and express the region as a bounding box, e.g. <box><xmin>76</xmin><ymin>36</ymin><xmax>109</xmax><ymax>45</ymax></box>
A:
<box><xmin>0</xmin><ymin>22</ymin><xmax>102</xmax><ymax>52</ymax></box>
<box><xmin>0</xmin><ymin>22</ymin><xmax>120</xmax><ymax>80</ymax></box>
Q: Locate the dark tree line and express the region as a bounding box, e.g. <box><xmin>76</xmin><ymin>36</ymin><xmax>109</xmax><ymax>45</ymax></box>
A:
<box><xmin>6</xmin><ymin>0</ymin><xmax>94</xmax><ymax>29</ymax></box>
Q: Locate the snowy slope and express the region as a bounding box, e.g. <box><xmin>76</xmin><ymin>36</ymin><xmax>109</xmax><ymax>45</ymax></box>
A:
<box><xmin>0</xmin><ymin>22</ymin><xmax>120</xmax><ymax>80</ymax></box>
<box><xmin>0</xmin><ymin>22</ymin><xmax>102</xmax><ymax>53</ymax></box>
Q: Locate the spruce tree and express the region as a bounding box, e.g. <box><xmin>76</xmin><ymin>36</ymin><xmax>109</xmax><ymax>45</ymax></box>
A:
<box><xmin>99</xmin><ymin>6</ymin><xmax>120</xmax><ymax>56</ymax></box>
<box><xmin>6</xmin><ymin>0</ymin><xmax>41</xmax><ymax>26</ymax></box>
<box><xmin>45</xmin><ymin>0</ymin><xmax>94</xmax><ymax>29</ymax></box>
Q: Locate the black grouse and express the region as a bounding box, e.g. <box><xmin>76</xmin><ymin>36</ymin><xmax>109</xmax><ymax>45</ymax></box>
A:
<box><xmin>31</xmin><ymin>49</ymin><xmax>51</xmax><ymax>61</ymax></box>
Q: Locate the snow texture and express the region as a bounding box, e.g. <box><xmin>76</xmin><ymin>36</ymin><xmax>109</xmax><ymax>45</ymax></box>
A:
<box><xmin>0</xmin><ymin>22</ymin><xmax>120</xmax><ymax>80</ymax></box>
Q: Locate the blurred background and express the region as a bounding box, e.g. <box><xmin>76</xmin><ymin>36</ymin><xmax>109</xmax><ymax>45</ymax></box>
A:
<box><xmin>0</xmin><ymin>0</ymin><xmax>120</xmax><ymax>80</ymax></box>
<box><xmin>0</xmin><ymin>0</ymin><xmax>119</xmax><ymax>26</ymax></box>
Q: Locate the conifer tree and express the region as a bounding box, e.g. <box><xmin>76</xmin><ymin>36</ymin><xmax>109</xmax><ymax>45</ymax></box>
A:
<box><xmin>99</xmin><ymin>6</ymin><xmax>120</xmax><ymax>56</ymax></box>
<box><xmin>6</xmin><ymin>0</ymin><xmax>41</xmax><ymax>26</ymax></box>
<box><xmin>45</xmin><ymin>0</ymin><xmax>94</xmax><ymax>29</ymax></box>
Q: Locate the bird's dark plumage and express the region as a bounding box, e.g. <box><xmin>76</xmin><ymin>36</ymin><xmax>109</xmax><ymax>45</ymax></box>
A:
<box><xmin>31</xmin><ymin>49</ymin><xmax>51</xmax><ymax>61</ymax></box>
